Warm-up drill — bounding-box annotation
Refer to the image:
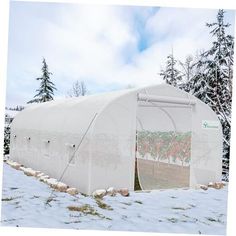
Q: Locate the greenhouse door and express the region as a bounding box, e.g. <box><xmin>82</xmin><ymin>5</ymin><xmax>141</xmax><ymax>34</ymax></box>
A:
<box><xmin>135</xmin><ymin>94</ymin><xmax>194</xmax><ymax>190</ymax></box>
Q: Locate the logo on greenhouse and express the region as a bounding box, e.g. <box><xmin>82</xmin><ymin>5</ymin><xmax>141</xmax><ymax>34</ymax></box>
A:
<box><xmin>202</xmin><ymin>120</ymin><xmax>220</xmax><ymax>129</ymax></box>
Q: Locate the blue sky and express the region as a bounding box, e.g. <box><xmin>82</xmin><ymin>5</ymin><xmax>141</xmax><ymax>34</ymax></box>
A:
<box><xmin>6</xmin><ymin>2</ymin><xmax>235</xmax><ymax>107</ymax></box>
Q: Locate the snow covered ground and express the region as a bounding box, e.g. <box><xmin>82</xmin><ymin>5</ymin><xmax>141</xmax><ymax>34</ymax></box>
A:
<box><xmin>1</xmin><ymin>162</ymin><xmax>227</xmax><ymax>235</ymax></box>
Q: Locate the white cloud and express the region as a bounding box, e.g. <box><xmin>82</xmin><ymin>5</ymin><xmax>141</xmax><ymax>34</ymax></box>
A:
<box><xmin>6</xmin><ymin>3</ymin><xmax>235</xmax><ymax>106</ymax></box>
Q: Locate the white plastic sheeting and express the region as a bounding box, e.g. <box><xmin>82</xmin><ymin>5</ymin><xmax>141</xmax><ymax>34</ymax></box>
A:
<box><xmin>10</xmin><ymin>84</ymin><xmax>222</xmax><ymax>194</ymax></box>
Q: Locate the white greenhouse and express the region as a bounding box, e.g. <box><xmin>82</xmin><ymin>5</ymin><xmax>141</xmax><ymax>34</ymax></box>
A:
<box><xmin>10</xmin><ymin>84</ymin><xmax>223</xmax><ymax>194</ymax></box>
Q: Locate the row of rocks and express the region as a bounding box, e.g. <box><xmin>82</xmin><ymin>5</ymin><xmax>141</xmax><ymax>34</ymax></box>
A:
<box><xmin>5</xmin><ymin>159</ymin><xmax>130</xmax><ymax>198</ymax></box>
<box><xmin>92</xmin><ymin>187</ymin><xmax>129</xmax><ymax>198</ymax></box>
<box><xmin>198</xmin><ymin>182</ymin><xmax>226</xmax><ymax>191</ymax></box>
<box><xmin>5</xmin><ymin>159</ymin><xmax>78</xmax><ymax>196</ymax></box>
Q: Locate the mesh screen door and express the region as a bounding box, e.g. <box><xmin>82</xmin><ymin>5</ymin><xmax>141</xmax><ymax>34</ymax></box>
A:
<box><xmin>136</xmin><ymin>101</ymin><xmax>192</xmax><ymax>190</ymax></box>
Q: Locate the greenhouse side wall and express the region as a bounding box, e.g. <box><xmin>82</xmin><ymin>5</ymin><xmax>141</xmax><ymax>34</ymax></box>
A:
<box><xmin>88</xmin><ymin>93</ymin><xmax>137</xmax><ymax>194</ymax></box>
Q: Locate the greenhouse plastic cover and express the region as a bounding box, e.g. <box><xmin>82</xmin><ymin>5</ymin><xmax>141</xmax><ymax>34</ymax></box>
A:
<box><xmin>10</xmin><ymin>84</ymin><xmax>222</xmax><ymax>194</ymax></box>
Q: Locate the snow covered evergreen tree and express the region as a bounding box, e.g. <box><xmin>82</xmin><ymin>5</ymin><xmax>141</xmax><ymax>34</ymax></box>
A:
<box><xmin>4</xmin><ymin>127</ymin><xmax>10</xmax><ymax>155</ymax></box>
<box><xmin>160</xmin><ymin>52</ymin><xmax>182</xmax><ymax>87</ymax></box>
<box><xmin>4</xmin><ymin>115</ymin><xmax>11</xmax><ymax>155</ymax></box>
<box><xmin>188</xmin><ymin>10</ymin><xmax>234</xmax><ymax>181</ymax></box>
<box><xmin>186</xmin><ymin>51</ymin><xmax>209</xmax><ymax>100</ymax></box>
<box><xmin>28</xmin><ymin>58</ymin><xmax>57</xmax><ymax>103</ymax></box>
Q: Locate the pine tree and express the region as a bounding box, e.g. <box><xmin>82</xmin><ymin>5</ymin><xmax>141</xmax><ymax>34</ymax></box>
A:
<box><xmin>160</xmin><ymin>52</ymin><xmax>182</xmax><ymax>87</ymax></box>
<box><xmin>186</xmin><ymin>51</ymin><xmax>209</xmax><ymax>101</ymax></box>
<box><xmin>189</xmin><ymin>10</ymin><xmax>234</xmax><ymax>181</ymax></box>
<box><xmin>4</xmin><ymin>114</ymin><xmax>11</xmax><ymax>155</ymax></box>
<box><xmin>28</xmin><ymin>58</ymin><xmax>57</xmax><ymax>103</ymax></box>
<box><xmin>4</xmin><ymin>126</ymin><xmax>11</xmax><ymax>155</ymax></box>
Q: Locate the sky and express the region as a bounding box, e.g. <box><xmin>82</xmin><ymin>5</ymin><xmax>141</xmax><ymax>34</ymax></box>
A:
<box><xmin>5</xmin><ymin>1</ymin><xmax>235</xmax><ymax>107</ymax></box>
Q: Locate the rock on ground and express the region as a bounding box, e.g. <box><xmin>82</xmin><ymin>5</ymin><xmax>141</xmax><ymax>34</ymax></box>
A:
<box><xmin>66</xmin><ymin>188</ymin><xmax>78</xmax><ymax>196</ymax></box>
<box><xmin>118</xmin><ymin>188</ymin><xmax>129</xmax><ymax>197</ymax></box>
<box><xmin>92</xmin><ymin>189</ymin><xmax>107</xmax><ymax>198</ymax></box>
